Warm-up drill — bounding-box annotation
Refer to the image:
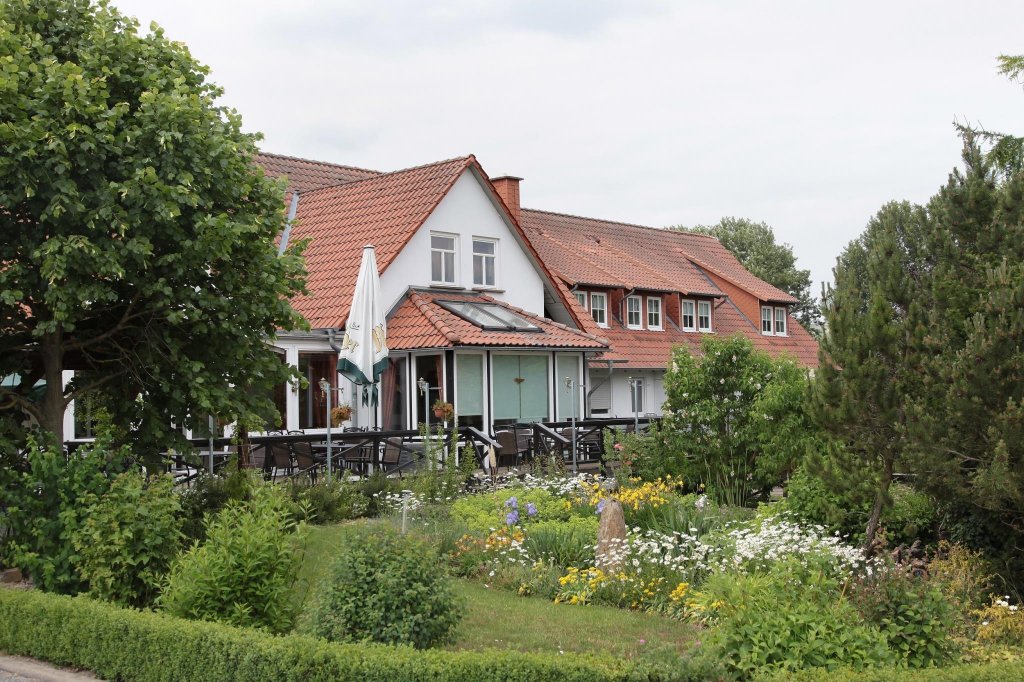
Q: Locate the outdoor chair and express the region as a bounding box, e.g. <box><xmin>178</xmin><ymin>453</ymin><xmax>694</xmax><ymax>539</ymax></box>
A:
<box><xmin>267</xmin><ymin>442</ymin><xmax>294</xmax><ymax>480</ymax></box>
<box><xmin>494</xmin><ymin>430</ymin><xmax>524</xmax><ymax>469</ymax></box>
<box><xmin>380</xmin><ymin>437</ymin><xmax>405</xmax><ymax>477</ymax></box>
<box><xmin>291</xmin><ymin>441</ymin><xmax>320</xmax><ymax>483</ymax></box>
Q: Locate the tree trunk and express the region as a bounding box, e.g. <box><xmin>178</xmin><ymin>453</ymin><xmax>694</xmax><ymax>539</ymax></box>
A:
<box><xmin>863</xmin><ymin>454</ymin><xmax>894</xmax><ymax>553</ymax></box>
<box><xmin>39</xmin><ymin>328</ymin><xmax>66</xmax><ymax>446</ymax></box>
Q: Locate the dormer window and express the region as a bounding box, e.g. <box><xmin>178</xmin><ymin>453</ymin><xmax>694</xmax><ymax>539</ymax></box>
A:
<box><xmin>626</xmin><ymin>295</ymin><xmax>642</xmax><ymax>329</ymax></box>
<box><xmin>774</xmin><ymin>308</ymin><xmax>787</xmax><ymax>336</ymax></box>
<box><xmin>574</xmin><ymin>291</ymin><xmax>587</xmax><ymax>309</ymax></box>
<box><xmin>682</xmin><ymin>300</ymin><xmax>695</xmax><ymax>332</ymax></box>
<box><xmin>472</xmin><ymin>237</ymin><xmax>496</xmax><ymax>287</ymax></box>
<box><xmin>647</xmin><ymin>297</ymin><xmax>662</xmax><ymax>331</ymax></box>
<box><xmin>698</xmin><ymin>301</ymin><xmax>712</xmax><ymax>332</ymax></box>
<box><xmin>590</xmin><ymin>292</ymin><xmax>608</xmax><ymax>327</ymax></box>
<box><xmin>431</xmin><ymin>232</ymin><xmax>457</xmax><ymax>284</ymax></box>
<box><xmin>762</xmin><ymin>305</ymin><xmax>788</xmax><ymax>335</ymax></box>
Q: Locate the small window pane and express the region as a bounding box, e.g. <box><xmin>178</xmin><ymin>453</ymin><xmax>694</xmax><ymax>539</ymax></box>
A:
<box><xmin>647</xmin><ymin>297</ymin><xmax>661</xmax><ymax>329</ymax></box>
<box><xmin>590</xmin><ymin>293</ymin><xmax>607</xmax><ymax>326</ymax></box>
<box><xmin>682</xmin><ymin>300</ymin><xmax>695</xmax><ymax>331</ymax></box>
<box><xmin>574</xmin><ymin>291</ymin><xmax>587</xmax><ymax>308</ymax></box>
<box><xmin>432</xmin><ymin>234</ymin><xmax>454</xmax><ymax>250</ymax></box>
<box><xmin>761</xmin><ymin>307</ymin><xmax>773</xmax><ymax>334</ymax></box>
<box><xmin>775</xmin><ymin>308</ymin><xmax>787</xmax><ymax>335</ymax></box>
<box><xmin>472</xmin><ymin>239</ymin><xmax>494</xmax><ymax>255</ymax></box>
<box><xmin>627</xmin><ymin>296</ymin><xmax>641</xmax><ymax>328</ymax></box>
<box><xmin>431</xmin><ymin>251</ymin><xmax>443</xmax><ymax>283</ymax></box>
<box><xmin>698</xmin><ymin>301</ymin><xmax>711</xmax><ymax>331</ymax></box>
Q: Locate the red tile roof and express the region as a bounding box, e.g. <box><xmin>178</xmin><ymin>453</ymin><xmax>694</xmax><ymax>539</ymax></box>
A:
<box><xmin>521</xmin><ymin>209</ymin><xmax>797</xmax><ymax>304</ymax></box>
<box><xmin>285</xmin><ymin>156</ymin><xmax>475</xmax><ymax>328</ymax></box>
<box><xmin>520</xmin><ymin>210</ymin><xmax>721</xmax><ymax>296</ymax></box>
<box><xmin>255</xmin><ymin>152</ymin><xmax>380</xmax><ymax>199</ymax></box>
<box><xmin>387</xmin><ymin>290</ymin><xmax>608</xmax><ymax>351</ymax></box>
<box><xmin>587</xmin><ymin>297</ymin><xmax>818</xmax><ymax>369</ymax></box>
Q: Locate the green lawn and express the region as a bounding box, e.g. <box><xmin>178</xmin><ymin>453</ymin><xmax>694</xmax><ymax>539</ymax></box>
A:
<box><xmin>290</xmin><ymin>523</ymin><xmax>701</xmax><ymax>662</ymax></box>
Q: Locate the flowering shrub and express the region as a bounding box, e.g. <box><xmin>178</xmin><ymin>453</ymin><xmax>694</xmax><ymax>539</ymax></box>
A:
<box><xmin>718</xmin><ymin>515</ymin><xmax>873</xmax><ymax>578</ymax></box>
<box><xmin>553</xmin><ymin>564</ymin><xmax>691</xmax><ymax>617</ymax></box>
<box><xmin>975</xmin><ymin>596</ymin><xmax>1024</xmax><ymax>646</ymax></box>
<box><xmin>451</xmin><ymin>487</ymin><xmax>583</xmax><ymax>532</ymax></box>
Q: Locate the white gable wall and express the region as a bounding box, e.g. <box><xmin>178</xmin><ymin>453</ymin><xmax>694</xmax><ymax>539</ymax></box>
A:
<box><xmin>381</xmin><ymin>170</ymin><xmax>546</xmax><ymax>316</ymax></box>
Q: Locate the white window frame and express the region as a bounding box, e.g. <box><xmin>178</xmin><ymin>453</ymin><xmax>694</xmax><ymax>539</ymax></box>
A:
<box><xmin>698</xmin><ymin>300</ymin><xmax>712</xmax><ymax>332</ymax></box>
<box><xmin>681</xmin><ymin>299</ymin><xmax>696</xmax><ymax>332</ymax></box>
<box><xmin>471</xmin><ymin>237</ymin><xmax>497</xmax><ymax>288</ymax></box>
<box><xmin>574</xmin><ymin>291</ymin><xmax>588</xmax><ymax>309</ymax></box>
<box><xmin>630</xmin><ymin>378</ymin><xmax>645</xmax><ymax>414</ymax></box>
<box><xmin>774</xmin><ymin>307</ymin><xmax>788</xmax><ymax>336</ymax></box>
<box><xmin>590</xmin><ymin>292</ymin><xmax>608</xmax><ymax>328</ymax></box>
<box><xmin>626</xmin><ymin>295</ymin><xmax>642</xmax><ymax>329</ymax></box>
<box><xmin>761</xmin><ymin>306</ymin><xmax>774</xmax><ymax>335</ymax></box>
<box><xmin>430</xmin><ymin>232</ymin><xmax>458</xmax><ymax>285</ymax></box>
<box><xmin>647</xmin><ymin>297</ymin><xmax>662</xmax><ymax>331</ymax></box>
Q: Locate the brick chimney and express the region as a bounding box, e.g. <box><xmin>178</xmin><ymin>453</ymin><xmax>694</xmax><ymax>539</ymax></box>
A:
<box><xmin>491</xmin><ymin>176</ymin><xmax>522</xmax><ymax>224</ymax></box>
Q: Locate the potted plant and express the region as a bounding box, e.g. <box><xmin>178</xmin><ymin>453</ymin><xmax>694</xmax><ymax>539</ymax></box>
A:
<box><xmin>432</xmin><ymin>399</ymin><xmax>454</xmax><ymax>421</ymax></box>
<box><xmin>330</xmin><ymin>405</ymin><xmax>353</xmax><ymax>427</ymax></box>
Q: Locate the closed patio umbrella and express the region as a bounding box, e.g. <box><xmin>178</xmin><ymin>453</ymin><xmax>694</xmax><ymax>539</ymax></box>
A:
<box><xmin>338</xmin><ymin>244</ymin><xmax>389</xmax><ymax>414</ymax></box>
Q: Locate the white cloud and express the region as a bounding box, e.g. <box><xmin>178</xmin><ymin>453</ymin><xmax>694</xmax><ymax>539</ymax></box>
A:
<box><xmin>113</xmin><ymin>0</ymin><xmax>1024</xmax><ymax>289</ymax></box>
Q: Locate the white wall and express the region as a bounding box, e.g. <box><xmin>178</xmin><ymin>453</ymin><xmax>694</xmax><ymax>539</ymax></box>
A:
<box><xmin>381</xmin><ymin>170</ymin><xmax>546</xmax><ymax>315</ymax></box>
<box><xmin>605</xmin><ymin>368</ymin><xmax>667</xmax><ymax>418</ymax></box>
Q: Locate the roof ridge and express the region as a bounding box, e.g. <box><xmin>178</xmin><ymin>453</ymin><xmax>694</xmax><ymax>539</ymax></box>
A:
<box><xmin>681</xmin><ymin>249</ymin><xmax>797</xmax><ymax>303</ymax></box>
<box><xmin>522</xmin><ymin>207</ymin><xmax>719</xmax><ymax>240</ymax></box>
<box><xmin>255</xmin><ymin>150</ymin><xmax>380</xmax><ymax>176</ymax></box>
<box><xmin>301</xmin><ymin>155</ymin><xmax>475</xmax><ymax>197</ymax></box>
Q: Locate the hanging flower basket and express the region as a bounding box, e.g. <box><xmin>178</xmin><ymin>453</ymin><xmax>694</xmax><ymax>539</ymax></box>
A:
<box><xmin>432</xmin><ymin>400</ymin><xmax>454</xmax><ymax>421</ymax></box>
<box><xmin>331</xmin><ymin>405</ymin><xmax>353</xmax><ymax>427</ymax></box>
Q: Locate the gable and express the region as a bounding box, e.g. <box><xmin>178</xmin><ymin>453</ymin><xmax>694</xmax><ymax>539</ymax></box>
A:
<box><xmin>383</xmin><ymin>170</ymin><xmax>544</xmax><ymax>317</ymax></box>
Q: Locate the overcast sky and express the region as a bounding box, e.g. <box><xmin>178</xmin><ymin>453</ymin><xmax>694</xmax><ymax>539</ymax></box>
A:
<box><xmin>113</xmin><ymin>0</ymin><xmax>1022</xmax><ymax>292</ymax></box>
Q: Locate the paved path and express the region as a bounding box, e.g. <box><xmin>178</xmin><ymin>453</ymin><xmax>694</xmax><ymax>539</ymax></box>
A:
<box><xmin>0</xmin><ymin>656</ymin><xmax>100</xmax><ymax>682</ymax></box>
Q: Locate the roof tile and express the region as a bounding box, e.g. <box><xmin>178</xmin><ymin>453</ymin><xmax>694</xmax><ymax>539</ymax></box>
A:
<box><xmin>387</xmin><ymin>290</ymin><xmax>608</xmax><ymax>351</ymax></box>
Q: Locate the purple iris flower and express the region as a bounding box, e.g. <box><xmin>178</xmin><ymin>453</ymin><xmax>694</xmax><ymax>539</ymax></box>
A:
<box><xmin>505</xmin><ymin>510</ymin><xmax>519</xmax><ymax>526</ymax></box>
<box><xmin>505</xmin><ymin>496</ymin><xmax>518</xmax><ymax>509</ymax></box>
<box><xmin>526</xmin><ymin>502</ymin><xmax>538</xmax><ymax>517</ymax></box>
<box><xmin>596</xmin><ymin>499</ymin><xmax>606</xmax><ymax>515</ymax></box>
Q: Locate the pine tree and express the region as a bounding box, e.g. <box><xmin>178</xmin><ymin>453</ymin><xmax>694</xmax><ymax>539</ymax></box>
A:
<box><xmin>810</xmin><ymin>201</ymin><xmax>929</xmax><ymax>550</ymax></box>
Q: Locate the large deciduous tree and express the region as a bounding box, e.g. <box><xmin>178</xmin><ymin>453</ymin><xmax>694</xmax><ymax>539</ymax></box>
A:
<box><xmin>0</xmin><ymin>0</ymin><xmax>307</xmax><ymax>454</ymax></box>
<box><xmin>681</xmin><ymin>218</ymin><xmax>822</xmax><ymax>334</ymax></box>
<box><xmin>662</xmin><ymin>335</ymin><xmax>816</xmax><ymax>505</ymax></box>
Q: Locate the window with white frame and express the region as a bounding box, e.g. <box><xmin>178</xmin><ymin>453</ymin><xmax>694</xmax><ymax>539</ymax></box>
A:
<box><xmin>626</xmin><ymin>295</ymin><xmax>642</xmax><ymax>329</ymax></box>
<box><xmin>630</xmin><ymin>378</ymin><xmax>645</xmax><ymax>413</ymax></box>
<box><xmin>698</xmin><ymin>301</ymin><xmax>712</xmax><ymax>331</ymax></box>
<box><xmin>761</xmin><ymin>306</ymin><xmax>773</xmax><ymax>334</ymax></box>
<box><xmin>647</xmin><ymin>297</ymin><xmax>662</xmax><ymax>330</ymax></box>
<box><xmin>590</xmin><ymin>292</ymin><xmax>608</xmax><ymax>327</ymax></box>
<box><xmin>574</xmin><ymin>291</ymin><xmax>587</xmax><ymax>309</ymax></box>
<box><xmin>430</xmin><ymin>233</ymin><xmax>457</xmax><ymax>284</ymax></box>
<box><xmin>472</xmin><ymin>237</ymin><xmax>496</xmax><ymax>287</ymax></box>
<box><xmin>682</xmin><ymin>300</ymin><xmax>695</xmax><ymax>331</ymax></box>
<box><xmin>774</xmin><ymin>307</ymin><xmax>787</xmax><ymax>336</ymax></box>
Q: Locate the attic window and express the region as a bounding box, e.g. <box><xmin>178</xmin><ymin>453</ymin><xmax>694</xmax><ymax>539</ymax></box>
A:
<box><xmin>438</xmin><ymin>301</ymin><xmax>541</xmax><ymax>332</ymax></box>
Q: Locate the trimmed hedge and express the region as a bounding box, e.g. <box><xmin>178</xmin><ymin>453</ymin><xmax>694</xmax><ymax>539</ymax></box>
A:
<box><xmin>0</xmin><ymin>588</ymin><xmax>676</xmax><ymax>681</ymax></box>
<box><xmin>762</xmin><ymin>661</ymin><xmax>1024</xmax><ymax>682</ymax></box>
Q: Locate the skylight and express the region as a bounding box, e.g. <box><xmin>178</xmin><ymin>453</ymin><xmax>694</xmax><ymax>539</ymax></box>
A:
<box><xmin>438</xmin><ymin>301</ymin><xmax>541</xmax><ymax>332</ymax></box>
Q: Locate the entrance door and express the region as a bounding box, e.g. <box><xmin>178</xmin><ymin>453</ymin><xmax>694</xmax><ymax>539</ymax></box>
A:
<box><xmin>492</xmin><ymin>355</ymin><xmax>549</xmax><ymax>424</ymax></box>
